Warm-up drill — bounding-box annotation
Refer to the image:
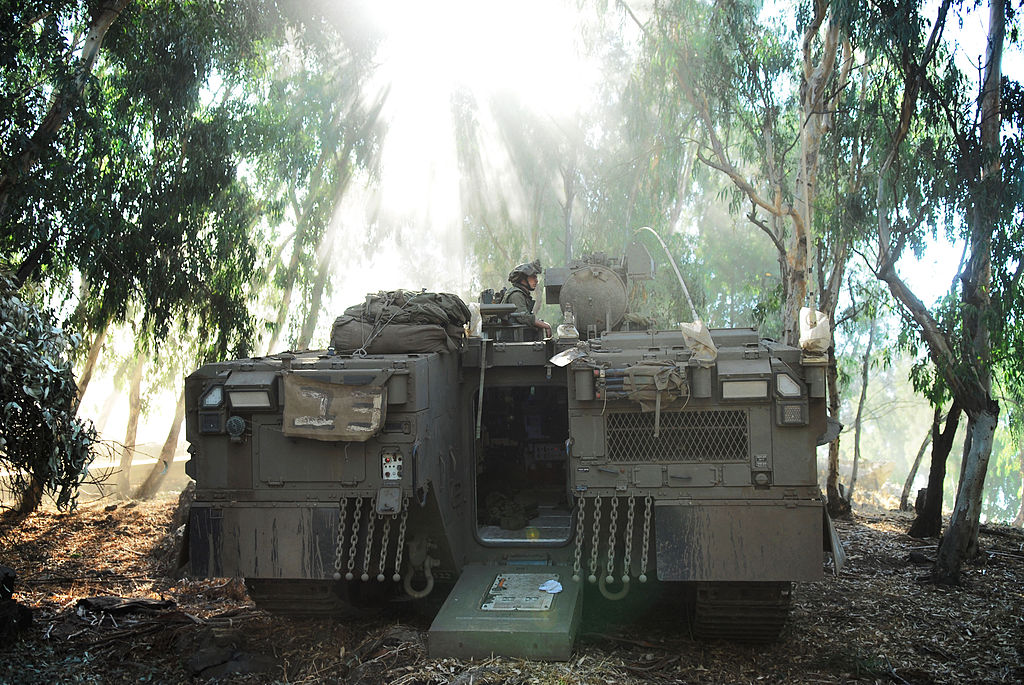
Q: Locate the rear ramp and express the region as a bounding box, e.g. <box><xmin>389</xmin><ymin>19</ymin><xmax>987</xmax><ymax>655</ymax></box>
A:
<box><xmin>428</xmin><ymin>565</ymin><xmax>582</xmax><ymax>660</ymax></box>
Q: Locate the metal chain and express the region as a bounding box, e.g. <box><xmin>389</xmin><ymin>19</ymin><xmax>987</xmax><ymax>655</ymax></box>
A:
<box><xmin>605</xmin><ymin>495</ymin><xmax>619</xmax><ymax>583</ymax></box>
<box><xmin>639</xmin><ymin>495</ymin><xmax>652</xmax><ymax>583</ymax></box>
<box><xmin>621</xmin><ymin>495</ymin><xmax>635</xmax><ymax>584</ymax></box>
<box><xmin>333</xmin><ymin>496</ymin><xmax>349</xmax><ymax>580</ymax></box>
<box><xmin>360</xmin><ymin>502</ymin><xmax>377</xmax><ymax>582</ymax></box>
<box><xmin>392</xmin><ymin>496</ymin><xmax>409</xmax><ymax>582</ymax></box>
<box><xmin>588</xmin><ymin>495</ymin><xmax>602</xmax><ymax>583</ymax></box>
<box><xmin>345</xmin><ymin>496</ymin><xmax>363</xmax><ymax>580</ymax></box>
<box><xmin>377</xmin><ymin>515</ymin><xmax>392</xmax><ymax>582</ymax></box>
<box><xmin>572</xmin><ymin>495</ymin><xmax>586</xmax><ymax>582</ymax></box>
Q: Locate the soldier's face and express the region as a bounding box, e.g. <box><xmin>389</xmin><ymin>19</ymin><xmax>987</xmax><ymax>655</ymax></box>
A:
<box><xmin>525</xmin><ymin>275</ymin><xmax>538</xmax><ymax>291</ymax></box>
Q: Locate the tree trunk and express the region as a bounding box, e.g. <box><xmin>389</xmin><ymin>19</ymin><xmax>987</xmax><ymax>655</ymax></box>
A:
<box><xmin>826</xmin><ymin>348</ymin><xmax>850</xmax><ymax>518</ymax></box>
<box><xmin>74</xmin><ymin>323</ymin><xmax>108</xmax><ymax>410</ymax></box>
<box><xmin>900</xmin><ymin>427</ymin><xmax>933</xmax><ymax>511</ymax></box>
<box><xmin>0</xmin><ymin>0</ymin><xmax>132</xmax><ymax>221</ymax></box>
<box><xmin>133</xmin><ymin>388</ymin><xmax>184</xmax><ymax>500</ymax></box>
<box><xmin>296</xmin><ymin>265</ymin><xmax>329</xmax><ymax>351</ymax></box>
<box><xmin>955</xmin><ymin>415</ymin><xmax>975</xmax><ymax>501</ymax></box>
<box><xmin>116</xmin><ymin>352</ymin><xmax>146</xmax><ymax>497</ymax></box>
<box><xmin>560</xmin><ymin>158</ymin><xmax>577</xmax><ymax>263</ymax></box>
<box><xmin>296</xmin><ymin>166</ymin><xmax>354</xmax><ymax>351</ymax></box>
<box><xmin>933</xmin><ymin>408</ymin><xmax>998</xmax><ymax>583</ymax></box>
<box><xmin>264</xmin><ymin>217</ymin><xmax>304</xmax><ymax>357</ymax></box>
<box><xmin>931</xmin><ymin>0</ymin><xmax>1004</xmax><ymax>585</ymax></box>
<box><xmin>92</xmin><ymin>356</ymin><xmax>131</xmax><ymax>434</ymax></box>
<box><xmin>265</xmin><ymin>154</ymin><xmax>333</xmax><ymax>355</ymax></box>
<box><xmin>1013</xmin><ymin>447</ymin><xmax>1024</xmax><ymax>528</ymax></box>
<box><xmin>909</xmin><ymin>403</ymin><xmax>961</xmax><ymax>538</ymax></box>
<box><xmin>14</xmin><ymin>477</ymin><xmax>44</xmax><ymax>514</ymax></box>
<box><xmin>849</xmin><ymin>320</ymin><xmax>875</xmax><ymax>499</ymax></box>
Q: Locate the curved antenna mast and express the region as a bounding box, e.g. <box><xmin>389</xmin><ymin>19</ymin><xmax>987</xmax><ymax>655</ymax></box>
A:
<box><xmin>633</xmin><ymin>226</ymin><xmax>700</xmax><ymax>322</ymax></box>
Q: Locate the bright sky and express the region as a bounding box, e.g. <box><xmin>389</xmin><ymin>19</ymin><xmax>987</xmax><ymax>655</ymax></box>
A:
<box><xmin>894</xmin><ymin>1</ymin><xmax>1018</xmax><ymax>307</ymax></box>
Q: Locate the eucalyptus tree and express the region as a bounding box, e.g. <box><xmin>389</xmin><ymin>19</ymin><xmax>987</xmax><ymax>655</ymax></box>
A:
<box><xmin>1</xmin><ymin>0</ymin><xmax>279</xmax><ymax>359</ymax></box>
<box><xmin>249</xmin><ymin>34</ymin><xmax>385</xmax><ymax>354</ymax></box>
<box><xmin>0</xmin><ymin>0</ymin><xmax>287</xmax><ymax>509</ymax></box>
<box><xmin>0</xmin><ymin>0</ymin><xmax>131</xmax><ymax>226</ymax></box>
<box><xmin>640</xmin><ymin>0</ymin><xmax>857</xmax><ymax>347</ymax></box>
<box><xmin>633</xmin><ymin>0</ymin><xmax>867</xmax><ymax>516</ymax></box>
<box><xmin>862</xmin><ymin>0</ymin><xmax>1019</xmax><ymax>582</ymax></box>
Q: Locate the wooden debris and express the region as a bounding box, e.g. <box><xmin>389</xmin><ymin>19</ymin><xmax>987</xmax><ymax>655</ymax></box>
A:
<box><xmin>0</xmin><ymin>499</ymin><xmax>1021</xmax><ymax>683</ymax></box>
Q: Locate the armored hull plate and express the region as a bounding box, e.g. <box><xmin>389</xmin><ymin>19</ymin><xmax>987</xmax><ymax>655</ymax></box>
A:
<box><xmin>428</xmin><ymin>565</ymin><xmax>582</xmax><ymax>660</ymax></box>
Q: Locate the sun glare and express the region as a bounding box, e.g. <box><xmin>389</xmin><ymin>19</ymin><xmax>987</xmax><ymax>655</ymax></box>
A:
<box><xmin>365</xmin><ymin>0</ymin><xmax>596</xmax><ymax>116</ymax></box>
<box><xmin>324</xmin><ymin>0</ymin><xmax>601</xmax><ymax>303</ymax></box>
<box><xmin>359</xmin><ymin>0</ymin><xmax>598</xmax><ymax>217</ymax></box>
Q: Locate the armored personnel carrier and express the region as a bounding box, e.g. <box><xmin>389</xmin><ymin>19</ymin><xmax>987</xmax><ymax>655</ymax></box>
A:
<box><xmin>182</xmin><ymin>244</ymin><xmax>841</xmax><ymax>659</ymax></box>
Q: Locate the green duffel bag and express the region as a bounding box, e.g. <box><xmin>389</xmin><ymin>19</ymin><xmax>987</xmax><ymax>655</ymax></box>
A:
<box><xmin>330</xmin><ymin>316</ymin><xmax>460</xmax><ymax>354</ymax></box>
<box><xmin>344</xmin><ymin>290</ymin><xmax>470</xmax><ymax>327</ymax></box>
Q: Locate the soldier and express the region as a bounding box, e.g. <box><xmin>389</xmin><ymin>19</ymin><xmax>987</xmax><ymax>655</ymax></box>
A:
<box><xmin>502</xmin><ymin>259</ymin><xmax>552</xmax><ymax>338</ymax></box>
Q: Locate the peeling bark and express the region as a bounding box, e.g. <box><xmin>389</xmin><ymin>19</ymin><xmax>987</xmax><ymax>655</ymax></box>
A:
<box><xmin>933</xmin><ymin>409</ymin><xmax>998</xmax><ymax>583</ymax></box>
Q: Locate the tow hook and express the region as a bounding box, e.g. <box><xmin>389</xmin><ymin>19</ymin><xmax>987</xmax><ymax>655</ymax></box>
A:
<box><xmin>403</xmin><ymin>537</ymin><xmax>440</xmax><ymax>598</ymax></box>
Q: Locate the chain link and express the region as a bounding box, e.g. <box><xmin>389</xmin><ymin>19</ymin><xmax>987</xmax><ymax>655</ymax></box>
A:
<box><xmin>605</xmin><ymin>495</ymin><xmax>619</xmax><ymax>583</ymax></box>
<box><xmin>360</xmin><ymin>502</ymin><xmax>377</xmax><ymax>582</ymax></box>
<box><xmin>377</xmin><ymin>515</ymin><xmax>392</xmax><ymax>582</ymax></box>
<box><xmin>588</xmin><ymin>495</ymin><xmax>602</xmax><ymax>583</ymax></box>
<box><xmin>572</xmin><ymin>495</ymin><xmax>586</xmax><ymax>581</ymax></box>
<box><xmin>346</xmin><ymin>496</ymin><xmax>363</xmax><ymax>580</ymax></box>
<box><xmin>639</xmin><ymin>495</ymin><xmax>652</xmax><ymax>583</ymax></box>
<box><xmin>332</xmin><ymin>496</ymin><xmax>349</xmax><ymax>580</ymax></box>
<box><xmin>393</xmin><ymin>496</ymin><xmax>409</xmax><ymax>582</ymax></box>
<box><xmin>622</xmin><ymin>495</ymin><xmax>635</xmax><ymax>584</ymax></box>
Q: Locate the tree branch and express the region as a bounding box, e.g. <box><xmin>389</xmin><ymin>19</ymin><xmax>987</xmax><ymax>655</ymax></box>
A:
<box><xmin>0</xmin><ymin>0</ymin><xmax>133</xmax><ymax>221</ymax></box>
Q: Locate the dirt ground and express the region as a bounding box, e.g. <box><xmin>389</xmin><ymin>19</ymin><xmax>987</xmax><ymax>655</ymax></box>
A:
<box><xmin>1</xmin><ymin>495</ymin><xmax>1022</xmax><ymax>684</ymax></box>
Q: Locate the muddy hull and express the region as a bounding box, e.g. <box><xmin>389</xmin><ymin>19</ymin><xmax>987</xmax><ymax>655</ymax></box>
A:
<box><xmin>183</xmin><ymin>327</ymin><xmax>833</xmax><ymax>647</ymax></box>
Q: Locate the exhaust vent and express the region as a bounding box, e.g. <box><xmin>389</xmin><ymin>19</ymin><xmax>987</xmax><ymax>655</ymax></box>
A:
<box><xmin>606</xmin><ymin>410</ymin><xmax>748</xmax><ymax>462</ymax></box>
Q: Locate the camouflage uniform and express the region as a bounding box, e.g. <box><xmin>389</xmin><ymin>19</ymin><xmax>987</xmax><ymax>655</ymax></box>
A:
<box><xmin>500</xmin><ymin>282</ymin><xmax>537</xmax><ymax>326</ymax></box>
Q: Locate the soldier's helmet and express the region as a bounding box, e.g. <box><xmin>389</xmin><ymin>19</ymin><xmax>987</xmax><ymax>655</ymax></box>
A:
<box><xmin>508</xmin><ymin>259</ymin><xmax>542</xmax><ymax>283</ymax></box>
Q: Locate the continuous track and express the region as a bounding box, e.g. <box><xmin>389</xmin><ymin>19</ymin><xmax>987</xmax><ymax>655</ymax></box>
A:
<box><xmin>691</xmin><ymin>581</ymin><xmax>792</xmax><ymax>643</ymax></box>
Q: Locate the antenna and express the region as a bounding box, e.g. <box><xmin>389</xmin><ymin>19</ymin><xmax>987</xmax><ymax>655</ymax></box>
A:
<box><xmin>633</xmin><ymin>226</ymin><xmax>700</xmax><ymax>321</ymax></box>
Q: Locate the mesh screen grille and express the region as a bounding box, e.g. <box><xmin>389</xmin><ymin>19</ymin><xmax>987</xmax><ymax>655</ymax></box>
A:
<box><xmin>605</xmin><ymin>410</ymin><xmax>749</xmax><ymax>462</ymax></box>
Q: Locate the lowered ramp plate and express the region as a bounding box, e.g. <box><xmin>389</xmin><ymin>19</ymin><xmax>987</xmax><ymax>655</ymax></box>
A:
<box><xmin>428</xmin><ymin>565</ymin><xmax>582</xmax><ymax>660</ymax></box>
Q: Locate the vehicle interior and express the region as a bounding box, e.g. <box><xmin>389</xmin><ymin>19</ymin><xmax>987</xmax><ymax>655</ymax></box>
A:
<box><xmin>474</xmin><ymin>384</ymin><xmax>572</xmax><ymax>544</ymax></box>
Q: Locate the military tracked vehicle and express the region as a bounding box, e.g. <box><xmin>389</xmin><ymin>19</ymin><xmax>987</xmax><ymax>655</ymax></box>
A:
<box><xmin>182</xmin><ymin>243</ymin><xmax>841</xmax><ymax>659</ymax></box>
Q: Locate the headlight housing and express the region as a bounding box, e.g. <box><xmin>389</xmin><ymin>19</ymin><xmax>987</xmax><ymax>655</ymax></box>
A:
<box><xmin>201</xmin><ymin>385</ymin><xmax>224</xmax><ymax>408</ymax></box>
<box><xmin>775</xmin><ymin>373</ymin><xmax>802</xmax><ymax>398</ymax></box>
